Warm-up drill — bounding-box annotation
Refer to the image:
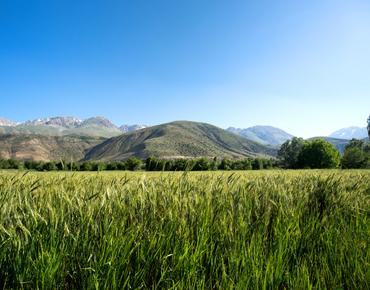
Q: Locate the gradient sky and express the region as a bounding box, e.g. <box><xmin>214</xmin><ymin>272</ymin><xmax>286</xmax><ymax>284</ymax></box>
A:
<box><xmin>1</xmin><ymin>0</ymin><xmax>369</xmax><ymax>138</ymax></box>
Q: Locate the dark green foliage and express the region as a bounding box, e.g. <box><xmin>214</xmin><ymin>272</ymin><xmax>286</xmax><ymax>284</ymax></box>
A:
<box><xmin>192</xmin><ymin>157</ymin><xmax>210</xmax><ymax>171</ymax></box>
<box><xmin>106</xmin><ymin>161</ymin><xmax>118</xmax><ymax>170</ymax></box>
<box><xmin>80</xmin><ymin>161</ymin><xmax>93</xmax><ymax>171</ymax></box>
<box><xmin>296</xmin><ymin>138</ymin><xmax>340</xmax><ymax>169</ymax></box>
<box><xmin>125</xmin><ymin>157</ymin><xmax>142</xmax><ymax>171</ymax></box>
<box><xmin>220</xmin><ymin>158</ymin><xmax>235</xmax><ymax>170</ymax></box>
<box><xmin>252</xmin><ymin>158</ymin><xmax>263</xmax><ymax>170</ymax></box>
<box><xmin>173</xmin><ymin>158</ymin><xmax>193</xmax><ymax>171</ymax></box>
<box><xmin>145</xmin><ymin>155</ymin><xmax>158</xmax><ymax>171</ymax></box>
<box><xmin>92</xmin><ymin>162</ymin><xmax>107</xmax><ymax>171</ymax></box>
<box><xmin>341</xmin><ymin>139</ymin><xmax>370</xmax><ymax>169</ymax></box>
<box><xmin>43</xmin><ymin>161</ymin><xmax>58</xmax><ymax>171</ymax></box>
<box><xmin>277</xmin><ymin>137</ymin><xmax>306</xmax><ymax>169</ymax></box>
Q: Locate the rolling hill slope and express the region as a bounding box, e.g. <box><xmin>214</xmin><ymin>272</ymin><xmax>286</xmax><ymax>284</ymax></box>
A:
<box><xmin>82</xmin><ymin>121</ymin><xmax>278</xmax><ymax>161</ymax></box>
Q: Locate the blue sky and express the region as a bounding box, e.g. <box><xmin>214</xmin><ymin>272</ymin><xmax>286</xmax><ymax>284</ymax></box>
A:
<box><xmin>1</xmin><ymin>0</ymin><xmax>369</xmax><ymax>138</ymax></box>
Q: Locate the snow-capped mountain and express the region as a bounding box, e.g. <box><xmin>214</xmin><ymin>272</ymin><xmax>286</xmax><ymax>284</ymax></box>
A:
<box><xmin>329</xmin><ymin>126</ymin><xmax>368</xmax><ymax>139</ymax></box>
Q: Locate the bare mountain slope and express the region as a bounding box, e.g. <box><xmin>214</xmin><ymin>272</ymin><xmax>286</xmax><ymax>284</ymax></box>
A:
<box><xmin>0</xmin><ymin>134</ymin><xmax>107</xmax><ymax>162</ymax></box>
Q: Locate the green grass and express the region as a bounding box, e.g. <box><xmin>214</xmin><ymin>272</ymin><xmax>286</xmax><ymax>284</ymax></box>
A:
<box><xmin>1</xmin><ymin>170</ymin><xmax>370</xmax><ymax>289</ymax></box>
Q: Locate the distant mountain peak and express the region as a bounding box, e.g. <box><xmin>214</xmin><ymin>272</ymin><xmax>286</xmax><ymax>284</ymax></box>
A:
<box><xmin>227</xmin><ymin>125</ymin><xmax>293</xmax><ymax>145</ymax></box>
<box><xmin>329</xmin><ymin>126</ymin><xmax>367</xmax><ymax>139</ymax></box>
<box><xmin>0</xmin><ymin>117</ymin><xmax>17</xmax><ymax>126</ymax></box>
<box><xmin>119</xmin><ymin>124</ymin><xmax>151</xmax><ymax>133</ymax></box>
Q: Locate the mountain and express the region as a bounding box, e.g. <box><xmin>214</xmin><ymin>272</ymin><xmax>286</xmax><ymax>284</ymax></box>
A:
<box><xmin>0</xmin><ymin>134</ymin><xmax>107</xmax><ymax>162</ymax></box>
<box><xmin>307</xmin><ymin>136</ymin><xmax>369</xmax><ymax>154</ymax></box>
<box><xmin>0</xmin><ymin>116</ymin><xmax>151</xmax><ymax>138</ymax></box>
<box><xmin>227</xmin><ymin>125</ymin><xmax>293</xmax><ymax>145</ymax></box>
<box><xmin>329</xmin><ymin>126</ymin><xmax>368</xmax><ymax>139</ymax></box>
<box><xmin>119</xmin><ymin>124</ymin><xmax>151</xmax><ymax>133</ymax></box>
<box><xmin>19</xmin><ymin>116</ymin><xmax>83</xmax><ymax>128</ymax></box>
<box><xmin>82</xmin><ymin>121</ymin><xmax>278</xmax><ymax>162</ymax></box>
<box><xmin>0</xmin><ymin>117</ymin><xmax>18</xmax><ymax>126</ymax></box>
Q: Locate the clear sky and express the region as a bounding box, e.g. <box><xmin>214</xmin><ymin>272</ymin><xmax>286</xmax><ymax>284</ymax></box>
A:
<box><xmin>1</xmin><ymin>0</ymin><xmax>369</xmax><ymax>138</ymax></box>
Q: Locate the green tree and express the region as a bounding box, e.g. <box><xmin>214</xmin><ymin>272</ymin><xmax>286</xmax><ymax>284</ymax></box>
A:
<box><xmin>341</xmin><ymin>147</ymin><xmax>367</xmax><ymax>169</ymax></box>
<box><xmin>252</xmin><ymin>158</ymin><xmax>263</xmax><ymax>170</ymax></box>
<box><xmin>345</xmin><ymin>138</ymin><xmax>367</xmax><ymax>150</ymax></box>
<box><xmin>341</xmin><ymin>138</ymin><xmax>370</xmax><ymax>169</ymax></box>
<box><xmin>277</xmin><ymin>137</ymin><xmax>306</xmax><ymax>169</ymax></box>
<box><xmin>80</xmin><ymin>161</ymin><xmax>93</xmax><ymax>171</ymax></box>
<box><xmin>7</xmin><ymin>159</ymin><xmax>23</xmax><ymax>169</ymax></box>
<box><xmin>165</xmin><ymin>159</ymin><xmax>175</xmax><ymax>171</ymax></box>
<box><xmin>220</xmin><ymin>158</ymin><xmax>234</xmax><ymax>170</ymax></box>
<box><xmin>106</xmin><ymin>162</ymin><xmax>118</xmax><ymax>171</ymax></box>
<box><xmin>296</xmin><ymin>138</ymin><xmax>340</xmax><ymax>169</ymax></box>
<box><xmin>193</xmin><ymin>157</ymin><xmax>210</xmax><ymax>171</ymax></box>
<box><xmin>43</xmin><ymin>161</ymin><xmax>58</xmax><ymax>171</ymax></box>
<box><xmin>116</xmin><ymin>161</ymin><xmax>126</xmax><ymax>170</ymax></box>
<box><xmin>125</xmin><ymin>157</ymin><xmax>142</xmax><ymax>171</ymax></box>
<box><xmin>145</xmin><ymin>156</ymin><xmax>158</xmax><ymax>171</ymax></box>
<box><xmin>157</xmin><ymin>159</ymin><xmax>167</xmax><ymax>171</ymax></box>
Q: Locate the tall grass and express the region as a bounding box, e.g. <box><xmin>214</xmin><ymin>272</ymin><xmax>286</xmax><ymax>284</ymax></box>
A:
<box><xmin>0</xmin><ymin>170</ymin><xmax>370</xmax><ymax>289</ymax></box>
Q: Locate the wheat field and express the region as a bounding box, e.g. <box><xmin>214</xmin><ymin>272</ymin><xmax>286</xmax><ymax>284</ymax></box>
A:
<box><xmin>0</xmin><ymin>170</ymin><xmax>369</xmax><ymax>289</ymax></box>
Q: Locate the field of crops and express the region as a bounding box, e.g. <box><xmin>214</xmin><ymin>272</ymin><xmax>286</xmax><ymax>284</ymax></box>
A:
<box><xmin>1</xmin><ymin>170</ymin><xmax>370</xmax><ymax>289</ymax></box>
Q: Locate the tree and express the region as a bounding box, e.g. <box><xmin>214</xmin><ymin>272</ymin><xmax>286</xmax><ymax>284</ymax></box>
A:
<box><xmin>165</xmin><ymin>159</ymin><xmax>175</xmax><ymax>171</ymax></box>
<box><xmin>220</xmin><ymin>158</ymin><xmax>234</xmax><ymax>170</ymax></box>
<box><xmin>341</xmin><ymin>138</ymin><xmax>370</xmax><ymax>169</ymax></box>
<box><xmin>106</xmin><ymin>162</ymin><xmax>118</xmax><ymax>171</ymax></box>
<box><xmin>43</xmin><ymin>161</ymin><xmax>58</xmax><ymax>171</ymax></box>
<box><xmin>296</xmin><ymin>138</ymin><xmax>340</xmax><ymax>169</ymax></box>
<box><xmin>193</xmin><ymin>157</ymin><xmax>210</xmax><ymax>171</ymax></box>
<box><xmin>145</xmin><ymin>156</ymin><xmax>158</xmax><ymax>171</ymax></box>
<box><xmin>125</xmin><ymin>157</ymin><xmax>142</xmax><ymax>171</ymax></box>
<box><xmin>252</xmin><ymin>158</ymin><xmax>263</xmax><ymax>170</ymax></box>
<box><xmin>345</xmin><ymin>138</ymin><xmax>367</xmax><ymax>150</ymax></box>
<box><xmin>173</xmin><ymin>158</ymin><xmax>192</xmax><ymax>171</ymax></box>
<box><xmin>80</xmin><ymin>161</ymin><xmax>93</xmax><ymax>171</ymax></box>
<box><xmin>7</xmin><ymin>158</ymin><xmax>23</xmax><ymax>169</ymax></box>
<box><xmin>341</xmin><ymin>147</ymin><xmax>367</xmax><ymax>169</ymax></box>
<box><xmin>277</xmin><ymin>137</ymin><xmax>306</xmax><ymax>169</ymax></box>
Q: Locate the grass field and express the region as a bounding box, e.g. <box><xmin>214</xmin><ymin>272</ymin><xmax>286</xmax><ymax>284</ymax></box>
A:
<box><xmin>1</xmin><ymin>170</ymin><xmax>370</xmax><ymax>289</ymax></box>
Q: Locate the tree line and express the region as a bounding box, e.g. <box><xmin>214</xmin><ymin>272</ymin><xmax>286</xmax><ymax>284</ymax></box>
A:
<box><xmin>0</xmin><ymin>156</ymin><xmax>280</xmax><ymax>172</ymax></box>
<box><xmin>0</xmin><ymin>137</ymin><xmax>368</xmax><ymax>171</ymax></box>
<box><xmin>277</xmin><ymin>137</ymin><xmax>370</xmax><ymax>169</ymax></box>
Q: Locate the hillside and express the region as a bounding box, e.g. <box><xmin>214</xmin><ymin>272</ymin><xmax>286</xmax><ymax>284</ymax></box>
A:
<box><xmin>82</xmin><ymin>121</ymin><xmax>278</xmax><ymax>162</ymax></box>
<box><xmin>0</xmin><ymin>134</ymin><xmax>107</xmax><ymax>162</ymax></box>
<box><xmin>227</xmin><ymin>125</ymin><xmax>293</xmax><ymax>145</ymax></box>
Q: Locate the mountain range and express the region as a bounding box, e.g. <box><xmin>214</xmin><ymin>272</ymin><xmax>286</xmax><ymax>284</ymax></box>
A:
<box><xmin>227</xmin><ymin>125</ymin><xmax>293</xmax><ymax>145</ymax></box>
<box><xmin>1</xmin><ymin>115</ymin><xmax>369</xmax><ymax>162</ymax></box>
<box><xmin>0</xmin><ymin>116</ymin><xmax>151</xmax><ymax>138</ymax></box>
<box><xmin>329</xmin><ymin>126</ymin><xmax>368</xmax><ymax>139</ymax></box>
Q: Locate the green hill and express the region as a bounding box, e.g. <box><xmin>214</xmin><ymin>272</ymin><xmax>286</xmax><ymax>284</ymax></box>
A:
<box><xmin>82</xmin><ymin>121</ymin><xmax>278</xmax><ymax>161</ymax></box>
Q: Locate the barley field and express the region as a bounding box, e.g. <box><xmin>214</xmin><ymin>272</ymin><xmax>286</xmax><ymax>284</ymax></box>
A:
<box><xmin>1</xmin><ymin>170</ymin><xmax>370</xmax><ymax>289</ymax></box>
